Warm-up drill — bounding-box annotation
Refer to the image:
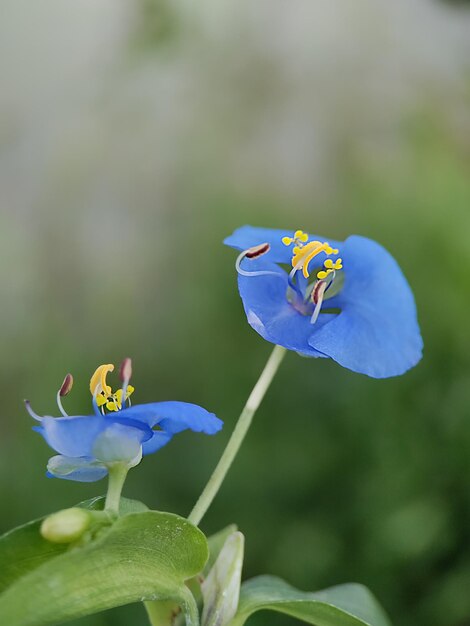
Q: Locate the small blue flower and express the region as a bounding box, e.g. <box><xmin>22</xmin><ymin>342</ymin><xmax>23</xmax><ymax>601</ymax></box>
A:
<box><xmin>26</xmin><ymin>361</ymin><xmax>222</xmax><ymax>482</ymax></box>
<box><xmin>224</xmin><ymin>226</ymin><xmax>423</xmax><ymax>378</ymax></box>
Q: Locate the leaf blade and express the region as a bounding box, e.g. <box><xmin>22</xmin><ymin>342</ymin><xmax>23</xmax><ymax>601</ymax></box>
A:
<box><xmin>0</xmin><ymin>511</ymin><xmax>208</xmax><ymax>626</ymax></box>
<box><xmin>0</xmin><ymin>496</ymin><xmax>148</xmax><ymax>593</ymax></box>
<box><xmin>227</xmin><ymin>576</ymin><xmax>392</xmax><ymax>626</ymax></box>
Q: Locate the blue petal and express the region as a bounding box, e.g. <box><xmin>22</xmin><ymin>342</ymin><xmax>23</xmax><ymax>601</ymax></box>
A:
<box><xmin>224</xmin><ymin>225</ymin><xmax>341</xmax><ymax>264</ymax></box>
<box><xmin>35</xmin><ymin>414</ymin><xmax>153</xmax><ymax>458</ymax></box>
<box><xmin>224</xmin><ymin>225</ymin><xmax>292</xmax><ymax>263</ymax></box>
<box><xmin>117</xmin><ymin>402</ymin><xmax>223</xmax><ymax>435</ymax></box>
<box><xmin>142</xmin><ymin>431</ymin><xmax>173</xmax><ymax>455</ymax></box>
<box><xmin>307</xmin><ymin>235</ymin><xmax>423</xmax><ymax>377</ymax></box>
<box><xmin>37</xmin><ymin>416</ymin><xmax>110</xmax><ymax>457</ymax></box>
<box><xmin>236</xmin><ymin>259</ymin><xmax>334</xmax><ymax>356</ymax></box>
<box><xmin>111</xmin><ymin>416</ymin><xmax>153</xmax><ymax>442</ymax></box>
<box><xmin>46</xmin><ymin>455</ymin><xmax>108</xmax><ymax>482</ymax></box>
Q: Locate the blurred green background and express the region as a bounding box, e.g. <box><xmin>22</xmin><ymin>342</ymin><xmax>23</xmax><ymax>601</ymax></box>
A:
<box><xmin>1</xmin><ymin>1</ymin><xmax>470</xmax><ymax>625</ymax></box>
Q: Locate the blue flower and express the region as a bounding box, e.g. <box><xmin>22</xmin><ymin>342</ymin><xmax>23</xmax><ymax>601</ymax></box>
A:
<box><xmin>26</xmin><ymin>361</ymin><xmax>223</xmax><ymax>482</ymax></box>
<box><xmin>224</xmin><ymin>226</ymin><xmax>422</xmax><ymax>378</ymax></box>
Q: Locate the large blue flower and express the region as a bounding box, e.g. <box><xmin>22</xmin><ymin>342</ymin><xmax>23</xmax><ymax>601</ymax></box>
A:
<box><xmin>224</xmin><ymin>226</ymin><xmax>422</xmax><ymax>378</ymax></box>
<box><xmin>26</xmin><ymin>361</ymin><xmax>222</xmax><ymax>482</ymax></box>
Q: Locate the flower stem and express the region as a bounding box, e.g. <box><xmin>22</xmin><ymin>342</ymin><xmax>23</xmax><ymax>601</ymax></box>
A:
<box><xmin>188</xmin><ymin>344</ymin><xmax>287</xmax><ymax>526</ymax></box>
<box><xmin>104</xmin><ymin>463</ymin><xmax>129</xmax><ymax>514</ymax></box>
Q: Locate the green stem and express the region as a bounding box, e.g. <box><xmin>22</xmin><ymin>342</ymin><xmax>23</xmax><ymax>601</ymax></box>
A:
<box><xmin>104</xmin><ymin>463</ymin><xmax>129</xmax><ymax>514</ymax></box>
<box><xmin>188</xmin><ymin>344</ymin><xmax>287</xmax><ymax>526</ymax></box>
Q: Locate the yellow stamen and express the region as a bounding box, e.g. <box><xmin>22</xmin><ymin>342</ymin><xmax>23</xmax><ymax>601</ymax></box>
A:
<box><xmin>282</xmin><ymin>230</ymin><xmax>309</xmax><ymax>247</ymax></box>
<box><xmin>283</xmin><ymin>229</ymin><xmax>341</xmax><ymax>280</ymax></box>
<box><xmin>317</xmin><ymin>258</ymin><xmax>343</xmax><ymax>280</ymax></box>
<box><xmin>291</xmin><ymin>241</ymin><xmax>327</xmax><ymax>278</ymax></box>
<box><xmin>96</xmin><ymin>394</ymin><xmax>108</xmax><ymax>407</ymax></box>
<box><xmin>89</xmin><ymin>364</ymin><xmax>114</xmax><ymax>397</ymax></box>
<box><xmin>294</xmin><ymin>230</ymin><xmax>309</xmax><ymax>242</ymax></box>
<box><xmin>105</xmin><ymin>385</ymin><xmax>135</xmax><ymax>412</ymax></box>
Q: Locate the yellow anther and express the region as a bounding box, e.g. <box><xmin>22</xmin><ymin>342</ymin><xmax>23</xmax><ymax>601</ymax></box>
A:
<box><xmin>106</xmin><ymin>385</ymin><xmax>135</xmax><ymax>412</ymax></box>
<box><xmin>283</xmin><ymin>230</ymin><xmax>340</xmax><ymax>279</ymax></box>
<box><xmin>324</xmin><ymin>245</ymin><xmax>339</xmax><ymax>256</ymax></box>
<box><xmin>96</xmin><ymin>394</ymin><xmax>108</xmax><ymax>408</ymax></box>
<box><xmin>292</xmin><ymin>241</ymin><xmax>327</xmax><ymax>278</ymax></box>
<box><xmin>89</xmin><ymin>363</ymin><xmax>135</xmax><ymax>413</ymax></box>
<box><xmin>282</xmin><ymin>229</ymin><xmax>309</xmax><ymax>248</ymax></box>
<box><xmin>294</xmin><ymin>230</ymin><xmax>309</xmax><ymax>242</ymax></box>
<box><xmin>291</xmin><ymin>240</ymin><xmax>341</xmax><ymax>278</ymax></box>
<box><xmin>317</xmin><ymin>257</ymin><xmax>343</xmax><ymax>280</ymax></box>
<box><xmin>89</xmin><ymin>364</ymin><xmax>114</xmax><ymax>397</ymax></box>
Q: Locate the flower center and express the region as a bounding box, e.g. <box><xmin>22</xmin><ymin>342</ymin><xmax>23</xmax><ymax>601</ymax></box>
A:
<box><xmin>233</xmin><ymin>229</ymin><xmax>344</xmax><ymax>325</ymax></box>
<box><xmin>90</xmin><ymin>363</ymin><xmax>134</xmax><ymax>412</ymax></box>
<box><xmin>283</xmin><ymin>229</ymin><xmax>343</xmax><ymax>323</ymax></box>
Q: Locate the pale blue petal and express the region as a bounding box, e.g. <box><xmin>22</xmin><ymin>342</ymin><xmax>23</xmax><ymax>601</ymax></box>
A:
<box><xmin>37</xmin><ymin>416</ymin><xmax>109</xmax><ymax>457</ymax></box>
<box><xmin>92</xmin><ymin>423</ymin><xmax>144</xmax><ymax>464</ymax></box>
<box><xmin>46</xmin><ymin>455</ymin><xmax>108</xmax><ymax>482</ymax></box>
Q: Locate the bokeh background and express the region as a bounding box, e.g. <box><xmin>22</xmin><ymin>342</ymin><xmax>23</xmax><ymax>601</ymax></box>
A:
<box><xmin>1</xmin><ymin>1</ymin><xmax>470</xmax><ymax>625</ymax></box>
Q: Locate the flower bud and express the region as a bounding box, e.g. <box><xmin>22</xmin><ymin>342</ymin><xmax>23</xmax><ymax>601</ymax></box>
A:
<box><xmin>201</xmin><ymin>531</ymin><xmax>244</xmax><ymax>626</ymax></box>
<box><xmin>40</xmin><ymin>508</ymin><xmax>91</xmax><ymax>544</ymax></box>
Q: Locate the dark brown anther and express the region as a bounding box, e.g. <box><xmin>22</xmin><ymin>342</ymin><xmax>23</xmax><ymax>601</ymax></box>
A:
<box><xmin>119</xmin><ymin>357</ymin><xmax>132</xmax><ymax>382</ymax></box>
<box><xmin>245</xmin><ymin>242</ymin><xmax>270</xmax><ymax>259</ymax></box>
<box><xmin>59</xmin><ymin>373</ymin><xmax>74</xmax><ymax>397</ymax></box>
<box><xmin>311</xmin><ymin>280</ymin><xmax>327</xmax><ymax>305</ymax></box>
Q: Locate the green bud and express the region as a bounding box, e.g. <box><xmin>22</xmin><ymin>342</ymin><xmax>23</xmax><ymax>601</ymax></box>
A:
<box><xmin>201</xmin><ymin>531</ymin><xmax>245</xmax><ymax>626</ymax></box>
<box><xmin>40</xmin><ymin>508</ymin><xmax>92</xmax><ymax>544</ymax></box>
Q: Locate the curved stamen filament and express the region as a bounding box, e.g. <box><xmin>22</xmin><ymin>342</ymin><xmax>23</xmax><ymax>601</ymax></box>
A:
<box><xmin>24</xmin><ymin>399</ymin><xmax>42</xmax><ymax>421</ymax></box>
<box><xmin>92</xmin><ymin>387</ymin><xmax>102</xmax><ymax>417</ymax></box>
<box><xmin>56</xmin><ymin>391</ymin><xmax>68</xmax><ymax>417</ymax></box>
<box><xmin>310</xmin><ymin>270</ymin><xmax>337</xmax><ymax>324</ymax></box>
<box><xmin>56</xmin><ymin>373</ymin><xmax>73</xmax><ymax>417</ymax></box>
<box><xmin>311</xmin><ymin>280</ymin><xmax>328</xmax><ymax>324</ymax></box>
<box><xmin>235</xmin><ymin>243</ymin><xmax>281</xmax><ymax>279</ymax></box>
<box><xmin>287</xmin><ymin>259</ymin><xmax>306</xmax><ymax>295</ymax></box>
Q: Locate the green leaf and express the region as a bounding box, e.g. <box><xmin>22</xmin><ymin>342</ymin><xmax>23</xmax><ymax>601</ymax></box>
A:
<box><xmin>143</xmin><ymin>524</ymin><xmax>240</xmax><ymax>625</ymax></box>
<box><xmin>0</xmin><ymin>511</ymin><xmax>208</xmax><ymax>626</ymax></box>
<box><xmin>0</xmin><ymin>497</ymin><xmax>147</xmax><ymax>593</ymax></box>
<box><xmin>0</xmin><ymin>518</ymin><xmax>66</xmax><ymax>594</ymax></box>
<box><xmin>227</xmin><ymin>576</ymin><xmax>392</xmax><ymax>626</ymax></box>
